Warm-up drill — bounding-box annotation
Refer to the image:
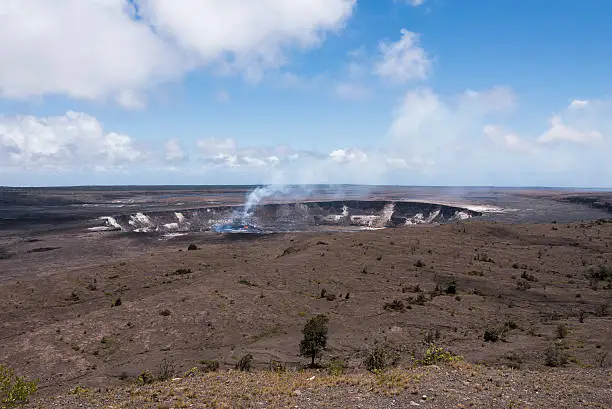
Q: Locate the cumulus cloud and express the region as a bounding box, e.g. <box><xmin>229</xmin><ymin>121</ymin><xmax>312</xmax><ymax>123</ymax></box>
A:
<box><xmin>536</xmin><ymin>99</ymin><xmax>609</xmax><ymax>145</ymax></box>
<box><xmin>0</xmin><ymin>0</ymin><xmax>356</xmax><ymax>106</ymax></box>
<box><xmin>164</xmin><ymin>139</ymin><xmax>187</xmax><ymax>162</ymax></box>
<box><xmin>329</xmin><ymin>148</ymin><xmax>368</xmax><ymax>163</ymax></box>
<box><xmin>387</xmin><ymin>86</ymin><xmax>522</xmax><ymax>173</ymax></box>
<box><xmin>538</xmin><ymin>115</ymin><xmax>602</xmax><ymax>144</ymax></box>
<box><xmin>374</xmin><ymin>29</ymin><xmax>430</xmax><ymax>83</ymax></box>
<box><xmin>0</xmin><ymin>111</ymin><xmax>142</xmax><ymax>171</ymax></box>
<box><xmin>483</xmin><ymin>125</ymin><xmax>535</xmax><ymax>153</ymax></box>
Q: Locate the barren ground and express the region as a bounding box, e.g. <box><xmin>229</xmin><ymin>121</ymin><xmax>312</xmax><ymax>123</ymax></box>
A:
<box><xmin>1</xmin><ymin>219</ymin><xmax>611</xmax><ymax>407</ymax></box>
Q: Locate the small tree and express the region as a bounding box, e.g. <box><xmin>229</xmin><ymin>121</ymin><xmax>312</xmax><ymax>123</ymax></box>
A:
<box><xmin>300</xmin><ymin>315</ymin><xmax>329</xmax><ymax>367</ymax></box>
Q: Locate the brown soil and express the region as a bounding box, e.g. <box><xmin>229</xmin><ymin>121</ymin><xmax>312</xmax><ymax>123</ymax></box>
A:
<box><xmin>1</xmin><ymin>220</ymin><xmax>611</xmax><ymax>407</ymax></box>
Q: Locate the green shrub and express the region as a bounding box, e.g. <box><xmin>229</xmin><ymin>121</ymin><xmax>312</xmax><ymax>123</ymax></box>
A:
<box><xmin>137</xmin><ymin>371</ymin><xmax>154</xmax><ymax>385</ymax></box>
<box><xmin>235</xmin><ymin>354</ymin><xmax>253</xmax><ymax>372</ymax></box>
<box><xmin>364</xmin><ymin>347</ymin><xmax>388</xmax><ymax>373</ymax></box>
<box><xmin>199</xmin><ymin>360</ymin><xmax>219</xmax><ymax>373</ymax></box>
<box><xmin>544</xmin><ymin>341</ymin><xmax>568</xmax><ymax>367</ymax></box>
<box><xmin>183</xmin><ymin>367</ymin><xmax>200</xmax><ymax>378</ymax></box>
<box><xmin>328</xmin><ymin>359</ymin><xmax>347</xmax><ymax>376</ymax></box>
<box><xmin>418</xmin><ymin>344</ymin><xmax>463</xmax><ymax>366</ymax></box>
<box><xmin>268</xmin><ymin>360</ymin><xmax>285</xmax><ymax>372</ymax></box>
<box><xmin>0</xmin><ymin>365</ymin><xmax>38</xmax><ymax>408</ymax></box>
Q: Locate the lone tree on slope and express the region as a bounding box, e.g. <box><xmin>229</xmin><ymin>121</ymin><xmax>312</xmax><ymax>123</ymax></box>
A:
<box><xmin>299</xmin><ymin>314</ymin><xmax>329</xmax><ymax>367</ymax></box>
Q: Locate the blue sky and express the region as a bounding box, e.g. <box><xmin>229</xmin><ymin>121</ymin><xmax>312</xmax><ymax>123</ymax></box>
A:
<box><xmin>1</xmin><ymin>0</ymin><xmax>611</xmax><ymax>187</ymax></box>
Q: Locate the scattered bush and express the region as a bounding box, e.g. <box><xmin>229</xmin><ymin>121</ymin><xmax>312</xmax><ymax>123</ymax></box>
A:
<box><xmin>418</xmin><ymin>345</ymin><xmax>463</xmax><ymax>366</ymax></box>
<box><xmin>475</xmin><ymin>252</ymin><xmax>494</xmax><ymax>263</ymax></box>
<box><xmin>159</xmin><ymin>309</ymin><xmax>172</xmax><ymax>317</ymax></box>
<box><xmin>505</xmin><ymin>352</ymin><xmax>523</xmax><ymax>369</ymax></box>
<box><xmin>113</xmin><ymin>298</ymin><xmax>122</xmax><ymax>307</ymax></box>
<box><xmin>596</xmin><ymin>304</ymin><xmax>609</xmax><ymax>317</ymax></box>
<box><xmin>183</xmin><ymin>367</ymin><xmax>200</xmax><ymax>378</ymax></box>
<box><xmin>484</xmin><ymin>321</ymin><xmax>518</xmax><ymax>342</ymax></box>
<box><xmin>137</xmin><ymin>371</ymin><xmax>154</xmax><ymax>385</ymax></box>
<box><xmin>236</xmin><ymin>354</ymin><xmax>253</xmax><ymax>372</ymax></box>
<box><xmin>484</xmin><ymin>328</ymin><xmax>500</xmax><ymax>343</ymax></box>
<box><xmin>445</xmin><ymin>280</ymin><xmax>457</xmax><ymax>295</ymax></box>
<box><xmin>516</xmin><ymin>280</ymin><xmax>531</xmax><ymax>291</ymax></box>
<box><xmin>299</xmin><ymin>315</ymin><xmax>329</xmax><ymax>367</ymax></box>
<box><xmin>158</xmin><ymin>358</ymin><xmax>175</xmax><ymax>381</ymax></box>
<box><xmin>364</xmin><ymin>347</ymin><xmax>388</xmax><ymax>373</ymax></box>
<box><xmin>409</xmin><ymin>293</ymin><xmax>428</xmax><ymax>306</ymax></box>
<box><xmin>268</xmin><ymin>360</ymin><xmax>285</xmax><ymax>372</ymax></box>
<box><xmin>521</xmin><ymin>271</ymin><xmax>537</xmax><ymax>282</ymax></box>
<box><xmin>187</xmin><ymin>244</ymin><xmax>198</xmax><ymax>251</ymax></box>
<box><xmin>238</xmin><ymin>278</ymin><xmax>255</xmax><ymax>286</ymax></box>
<box><xmin>544</xmin><ymin>341</ymin><xmax>568</xmax><ymax>367</ymax></box>
<box><xmin>0</xmin><ymin>365</ymin><xmax>38</xmax><ymax>408</ymax></box>
<box><xmin>556</xmin><ymin>324</ymin><xmax>568</xmax><ymax>339</ymax></box>
<box><xmin>325</xmin><ymin>293</ymin><xmax>337</xmax><ymax>301</ymax></box>
<box><xmin>172</xmin><ymin>268</ymin><xmax>192</xmax><ymax>276</ymax></box>
<box><xmin>199</xmin><ymin>360</ymin><xmax>219</xmax><ymax>373</ymax></box>
<box><xmin>587</xmin><ymin>265</ymin><xmax>612</xmax><ymax>283</ymax></box>
<box><xmin>596</xmin><ymin>352</ymin><xmax>608</xmax><ymax>369</ymax></box>
<box><xmin>431</xmin><ymin>283</ymin><xmax>445</xmax><ymax>297</ymax></box>
<box><xmin>67</xmin><ymin>290</ymin><xmax>80</xmax><ymax>302</ymax></box>
<box><xmin>422</xmin><ymin>329</ymin><xmax>440</xmax><ymax>345</ymax></box>
<box><xmin>328</xmin><ymin>359</ymin><xmax>347</xmax><ymax>376</ymax></box>
<box><xmin>414</xmin><ymin>260</ymin><xmax>425</xmax><ymax>268</ymax></box>
<box><xmin>383</xmin><ymin>300</ymin><xmax>405</xmax><ymax>312</ymax></box>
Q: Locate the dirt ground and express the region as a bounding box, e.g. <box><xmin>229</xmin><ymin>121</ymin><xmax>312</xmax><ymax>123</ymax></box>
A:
<box><xmin>1</xmin><ymin>220</ymin><xmax>611</xmax><ymax>406</ymax></box>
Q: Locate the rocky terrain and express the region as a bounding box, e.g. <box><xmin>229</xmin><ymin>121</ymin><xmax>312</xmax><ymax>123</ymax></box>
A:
<box><xmin>1</xmin><ymin>217</ymin><xmax>611</xmax><ymax>407</ymax></box>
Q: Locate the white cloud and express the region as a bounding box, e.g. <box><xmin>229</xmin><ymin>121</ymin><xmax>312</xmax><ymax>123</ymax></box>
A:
<box><xmin>459</xmin><ymin>86</ymin><xmax>517</xmax><ymax>114</ymax></box>
<box><xmin>0</xmin><ymin>0</ymin><xmax>180</xmax><ymax>106</ymax></box>
<box><xmin>569</xmin><ymin>99</ymin><xmax>589</xmax><ymax>109</ymax></box>
<box><xmin>538</xmin><ymin>115</ymin><xmax>602</xmax><ymax>143</ymax></box>
<box><xmin>0</xmin><ymin>0</ymin><xmax>356</xmax><ymax>106</ymax></box>
<box><xmin>406</xmin><ymin>0</ymin><xmax>426</xmax><ymax>5</ymax></box>
<box><xmin>538</xmin><ymin>100</ymin><xmax>608</xmax><ymax>144</ymax></box>
<box><xmin>329</xmin><ymin>148</ymin><xmax>368</xmax><ymax>163</ymax></box>
<box><xmin>387</xmin><ymin>86</ymin><xmax>521</xmax><ymax>171</ymax></box>
<box><xmin>164</xmin><ymin>139</ymin><xmax>187</xmax><ymax>162</ymax></box>
<box><xmin>197</xmin><ymin>137</ymin><xmax>238</xmax><ymax>156</ymax></box>
<box><xmin>332</xmin><ymin>83</ymin><xmax>370</xmax><ymax>101</ymax></box>
<box><xmin>0</xmin><ymin>111</ymin><xmax>142</xmax><ymax>171</ymax></box>
<box><xmin>483</xmin><ymin>125</ymin><xmax>535</xmax><ymax>153</ymax></box>
<box><xmin>374</xmin><ymin>29</ymin><xmax>430</xmax><ymax>83</ymax></box>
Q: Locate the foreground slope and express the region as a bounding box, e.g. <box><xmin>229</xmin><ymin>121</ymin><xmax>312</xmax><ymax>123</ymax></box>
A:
<box><xmin>0</xmin><ymin>220</ymin><xmax>611</xmax><ymax>406</ymax></box>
